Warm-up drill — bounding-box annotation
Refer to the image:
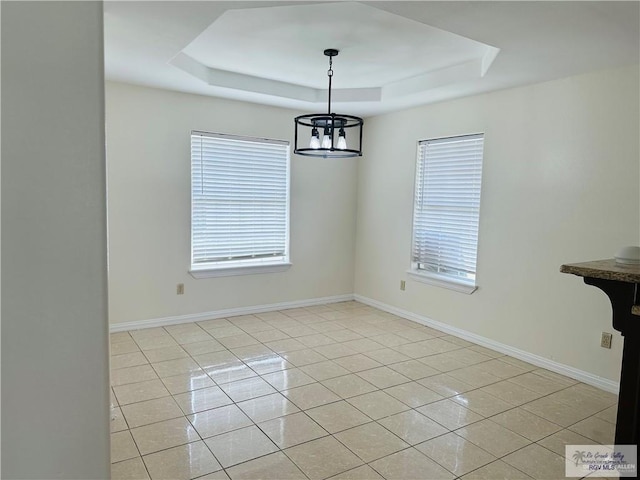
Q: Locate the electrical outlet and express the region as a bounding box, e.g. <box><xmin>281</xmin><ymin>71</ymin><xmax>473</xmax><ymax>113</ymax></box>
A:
<box><xmin>601</xmin><ymin>332</ymin><xmax>613</xmax><ymax>349</ymax></box>
<box><xmin>400</xmin><ymin>280</ymin><xmax>406</xmax><ymax>291</ymax></box>
<box><xmin>177</xmin><ymin>283</ymin><xmax>185</xmax><ymax>295</ymax></box>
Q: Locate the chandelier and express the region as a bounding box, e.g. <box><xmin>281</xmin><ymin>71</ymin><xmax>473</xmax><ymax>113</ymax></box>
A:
<box><xmin>294</xmin><ymin>49</ymin><xmax>363</xmax><ymax>158</ymax></box>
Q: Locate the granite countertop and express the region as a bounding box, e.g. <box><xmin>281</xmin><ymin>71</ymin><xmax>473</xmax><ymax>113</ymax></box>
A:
<box><xmin>560</xmin><ymin>259</ymin><xmax>640</xmax><ymax>283</ymax></box>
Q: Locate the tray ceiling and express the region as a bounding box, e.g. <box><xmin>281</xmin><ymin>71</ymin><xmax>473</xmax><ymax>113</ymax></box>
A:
<box><xmin>104</xmin><ymin>1</ymin><xmax>639</xmax><ymax>116</ymax></box>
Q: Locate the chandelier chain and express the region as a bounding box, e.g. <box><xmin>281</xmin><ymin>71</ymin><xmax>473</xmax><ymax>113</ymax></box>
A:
<box><xmin>327</xmin><ymin>55</ymin><xmax>333</xmax><ymax>114</ymax></box>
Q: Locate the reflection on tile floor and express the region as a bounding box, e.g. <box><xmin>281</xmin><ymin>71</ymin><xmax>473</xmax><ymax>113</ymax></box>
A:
<box><xmin>110</xmin><ymin>301</ymin><xmax>617</xmax><ymax>480</ymax></box>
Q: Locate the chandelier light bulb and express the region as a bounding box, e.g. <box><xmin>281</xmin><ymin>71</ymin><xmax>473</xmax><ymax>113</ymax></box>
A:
<box><xmin>321</xmin><ymin>127</ymin><xmax>332</xmax><ymax>149</ymax></box>
<box><xmin>337</xmin><ymin>129</ymin><xmax>347</xmax><ymax>150</ymax></box>
<box><xmin>309</xmin><ymin>127</ymin><xmax>320</xmax><ymax>149</ymax></box>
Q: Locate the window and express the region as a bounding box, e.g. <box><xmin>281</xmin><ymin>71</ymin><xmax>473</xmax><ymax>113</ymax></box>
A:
<box><xmin>409</xmin><ymin>133</ymin><xmax>484</xmax><ymax>294</ymax></box>
<box><xmin>190</xmin><ymin>131</ymin><xmax>290</xmax><ymax>277</ymax></box>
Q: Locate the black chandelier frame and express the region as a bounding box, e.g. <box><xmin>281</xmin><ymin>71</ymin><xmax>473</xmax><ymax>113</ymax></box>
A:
<box><xmin>294</xmin><ymin>49</ymin><xmax>364</xmax><ymax>158</ymax></box>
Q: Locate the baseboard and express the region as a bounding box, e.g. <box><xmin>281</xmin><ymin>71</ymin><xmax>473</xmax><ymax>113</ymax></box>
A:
<box><xmin>354</xmin><ymin>294</ymin><xmax>620</xmax><ymax>394</ymax></box>
<box><xmin>110</xmin><ymin>291</ymin><xmax>619</xmax><ymax>394</ymax></box>
<box><xmin>110</xmin><ymin>293</ymin><xmax>355</xmax><ymax>333</ymax></box>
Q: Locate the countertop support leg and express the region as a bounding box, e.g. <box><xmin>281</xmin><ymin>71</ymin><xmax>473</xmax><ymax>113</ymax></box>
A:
<box><xmin>582</xmin><ymin>276</ymin><xmax>639</xmax><ymax>445</ymax></box>
<box><xmin>616</xmin><ymin>335</ymin><xmax>640</xmax><ymax>445</ymax></box>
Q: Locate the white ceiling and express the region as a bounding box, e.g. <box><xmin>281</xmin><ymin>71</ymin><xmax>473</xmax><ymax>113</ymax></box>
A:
<box><xmin>104</xmin><ymin>1</ymin><xmax>640</xmax><ymax>117</ymax></box>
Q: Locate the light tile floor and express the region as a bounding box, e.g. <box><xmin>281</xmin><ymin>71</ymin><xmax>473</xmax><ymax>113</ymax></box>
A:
<box><xmin>110</xmin><ymin>301</ymin><xmax>618</xmax><ymax>480</ymax></box>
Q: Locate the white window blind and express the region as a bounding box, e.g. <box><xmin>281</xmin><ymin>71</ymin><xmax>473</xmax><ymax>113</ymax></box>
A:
<box><xmin>411</xmin><ymin>133</ymin><xmax>484</xmax><ymax>287</ymax></box>
<box><xmin>190</xmin><ymin>131</ymin><xmax>290</xmax><ymax>271</ymax></box>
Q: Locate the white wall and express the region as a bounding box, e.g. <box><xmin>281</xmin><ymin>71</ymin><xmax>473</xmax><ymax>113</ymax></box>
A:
<box><xmin>2</xmin><ymin>2</ymin><xmax>110</xmax><ymax>478</ymax></box>
<box><xmin>355</xmin><ymin>65</ymin><xmax>640</xmax><ymax>383</ymax></box>
<box><xmin>107</xmin><ymin>66</ymin><xmax>639</xmax><ymax>383</ymax></box>
<box><xmin>106</xmin><ymin>83</ymin><xmax>357</xmax><ymax>325</ymax></box>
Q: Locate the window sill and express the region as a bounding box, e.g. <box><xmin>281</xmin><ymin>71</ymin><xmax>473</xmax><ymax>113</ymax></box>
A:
<box><xmin>407</xmin><ymin>270</ymin><xmax>478</xmax><ymax>294</ymax></box>
<box><xmin>190</xmin><ymin>262</ymin><xmax>292</xmax><ymax>279</ymax></box>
